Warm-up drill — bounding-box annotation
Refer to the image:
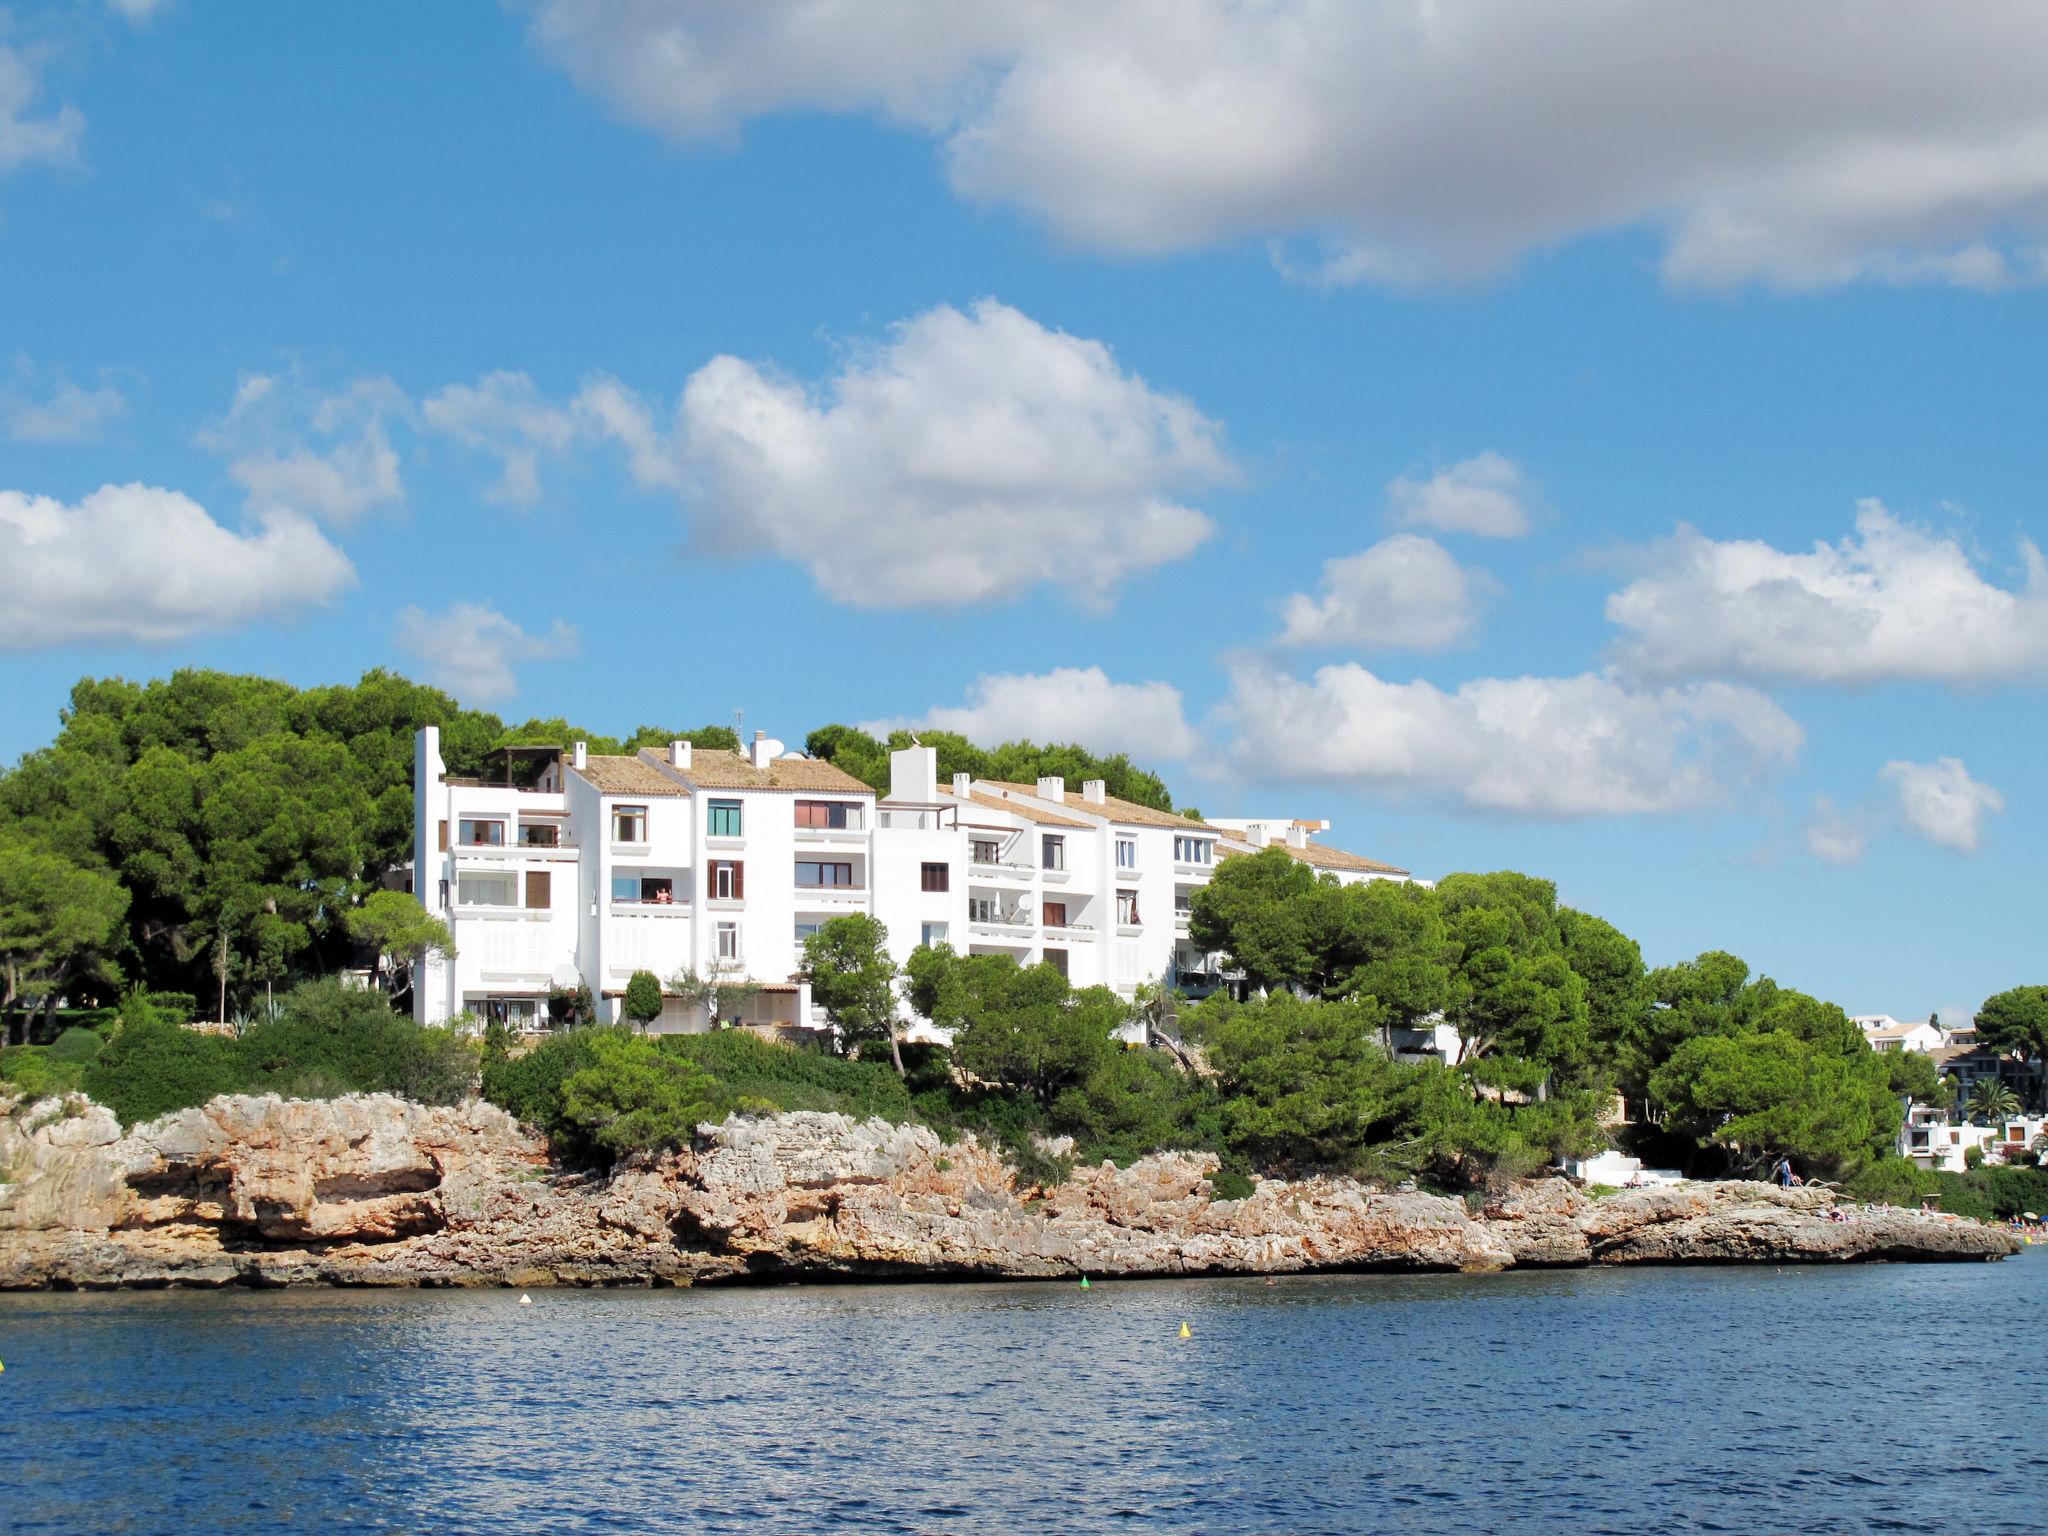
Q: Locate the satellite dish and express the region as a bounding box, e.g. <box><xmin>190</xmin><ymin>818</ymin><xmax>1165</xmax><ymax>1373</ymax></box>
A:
<box><xmin>550</xmin><ymin>964</ymin><xmax>579</xmax><ymax>990</ymax></box>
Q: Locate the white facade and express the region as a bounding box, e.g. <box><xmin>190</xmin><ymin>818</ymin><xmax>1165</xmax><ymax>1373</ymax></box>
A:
<box><xmin>1855</xmin><ymin>1014</ymin><xmax>1945</xmax><ymax>1054</ymax></box>
<box><xmin>412</xmin><ymin>729</ymin><xmax>1414</xmax><ymax>1034</ymax></box>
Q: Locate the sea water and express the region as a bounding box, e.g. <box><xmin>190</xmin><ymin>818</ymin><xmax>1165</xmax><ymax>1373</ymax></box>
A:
<box><xmin>4</xmin><ymin>1253</ymin><xmax>2043</xmax><ymax>1534</ymax></box>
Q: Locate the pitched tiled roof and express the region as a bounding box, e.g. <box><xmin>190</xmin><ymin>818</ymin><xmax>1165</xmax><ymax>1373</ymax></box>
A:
<box><xmin>980</xmin><ymin>780</ymin><xmax>1206</xmax><ymax>832</ymax></box>
<box><xmin>650</xmin><ymin>747</ymin><xmax>873</xmax><ymax>795</ymax></box>
<box><xmin>1214</xmin><ymin>835</ymin><xmax>1408</xmax><ymax>878</ymax></box>
<box><xmin>953</xmin><ymin>788</ymin><xmax>1093</xmax><ymax>829</ymax></box>
<box><xmin>571</xmin><ymin>754</ymin><xmax>688</xmax><ymax>798</ymax></box>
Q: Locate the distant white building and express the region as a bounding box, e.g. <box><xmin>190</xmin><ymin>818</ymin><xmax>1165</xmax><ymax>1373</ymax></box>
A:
<box><xmin>1854</xmin><ymin>1014</ymin><xmax>1946</xmax><ymax>1054</ymax></box>
<box><xmin>409</xmin><ymin>729</ymin><xmax>1414</xmax><ymax>1035</ymax></box>
<box><xmin>1901</xmin><ymin>1105</ymin><xmax>2048</xmax><ymax>1172</ymax></box>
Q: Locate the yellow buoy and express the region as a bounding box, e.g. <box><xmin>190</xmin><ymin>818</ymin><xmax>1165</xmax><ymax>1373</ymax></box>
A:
<box><xmin>1178</xmin><ymin>1321</ymin><xmax>1191</xmax><ymax>1339</ymax></box>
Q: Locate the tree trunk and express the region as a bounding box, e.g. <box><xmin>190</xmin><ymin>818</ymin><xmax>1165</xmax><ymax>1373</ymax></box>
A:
<box><xmin>888</xmin><ymin>1018</ymin><xmax>905</xmax><ymax>1077</ymax></box>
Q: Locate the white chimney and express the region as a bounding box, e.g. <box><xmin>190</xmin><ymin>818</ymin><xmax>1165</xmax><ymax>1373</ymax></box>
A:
<box><xmin>1285</xmin><ymin>822</ymin><xmax>1309</xmax><ymax>849</ymax></box>
<box><xmin>890</xmin><ymin>744</ymin><xmax>938</xmax><ymax>802</ymax></box>
<box><xmin>670</xmin><ymin>739</ymin><xmax>692</xmax><ymax>770</ymax></box>
<box><xmin>951</xmin><ymin>771</ymin><xmax>973</xmax><ymax>798</ymax></box>
<box><xmin>572</xmin><ymin>741</ymin><xmax>588</xmax><ymax>770</ymax></box>
<box><xmin>1081</xmin><ymin>779</ymin><xmax>1106</xmax><ymax>805</ymax></box>
<box><xmin>1037</xmin><ymin>774</ymin><xmax>1066</xmax><ymax>802</ymax></box>
<box><xmin>748</xmin><ymin>730</ymin><xmax>786</xmax><ymax>769</ymax></box>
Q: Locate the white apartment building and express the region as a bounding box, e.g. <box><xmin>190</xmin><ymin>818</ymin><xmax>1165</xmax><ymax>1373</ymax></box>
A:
<box><xmin>411</xmin><ymin>729</ymin><xmax>1412</xmax><ymax>1034</ymax></box>
<box><xmin>1854</xmin><ymin>1014</ymin><xmax>1946</xmax><ymax>1054</ymax></box>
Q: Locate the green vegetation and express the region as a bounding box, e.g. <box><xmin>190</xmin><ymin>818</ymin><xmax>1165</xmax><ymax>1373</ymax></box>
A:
<box><xmin>800</xmin><ymin>914</ymin><xmax>903</xmax><ymax>1071</ymax></box>
<box><xmin>1972</xmin><ymin>986</ymin><xmax>2047</xmax><ymax>1110</ymax></box>
<box><xmin>621</xmin><ymin>970</ymin><xmax>664</xmax><ymax>1033</ymax></box>
<box><xmin>560</xmin><ymin>1033</ymin><xmax>720</xmax><ymax>1158</ymax></box>
<box><xmin>1845</xmin><ymin>1157</ymin><xmax>2048</xmax><ymax>1222</ymax></box>
<box><xmin>1966</xmin><ymin>1079</ymin><xmax>2022</xmax><ymax>1125</ymax></box>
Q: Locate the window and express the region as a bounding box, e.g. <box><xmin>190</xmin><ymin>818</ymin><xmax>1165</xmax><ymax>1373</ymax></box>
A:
<box><xmin>709</xmin><ymin>860</ymin><xmax>744</xmax><ymax>901</ymax></box>
<box><xmin>921</xmin><ymin>922</ymin><xmax>948</xmax><ymax>948</ymax></box>
<box><xmin>795</xmin><ymin>800</ymin><xmax>863</xmax><ymax>830</ymax></box>
<box><xmin>970</xmin><ymin>838</ymin><xmax>1001</xmax><ymax>865</ymax></box>
<box><xmin>1042</xmin><ymin>948</ymin><xmax>1068</xmax><ymax>979</ymax></box>
<box><xmin>715</xmin><ymin>921</ymin><xmax>740</xmax><ymax>960</ymax></box>
<box><xmin>794</xmin><ymin>920</ymin><xmax>822</xmax><ymax>944</ymax></box>
<box><xmin>610</xmin><ymin>874</ymin><xmax>640</xmax><ymax>903</ymax></box>
<box><xmin>612</xmin><ymin>804</ymin><xmax>647</xmax><ymax>844</ymax></box>
<box><xmin>706</xmin><ymin>800</ymin><xmax>743</xmax><ymax>838</ymax></box>
<box><xmin>921</xmin><ymin>861</ymin><xmax>950</xmax><ymax>892</ymax></box>
<box><xmin>1117</xmin><ymin>889</ymin><xmax>1140</xmax><ymax>926</ymax></box>
<box><xmin>795</xmin><ymin>860</ymin><xmax>854</xmax><ymax>887</ymax></box>
<box><xmin>969</xmin><ymin>896</ymin><xmax>996</xmax><ymax>923</ymax></box>
<box><xmin>1043</xmin><ymin>901</ymin><xmax>1067</xmax><ymax>928</ymax></box>
<box><xmin>1116</xmin><ymin>838</ymin><xmax>1136</xmax><ymax>869</ymax></box>
<box><xmin>1174</xmin><ymin>835</ymin><xmax>1212</xmax><ymax>865</ymax></box>
<box><xmin>457</xmin><ymin>872</ymin><xmax>516</xmax><ymax>907</ymax></box>
<box><xmin>517</xmin><ymin>822</ymin><xmax>560</xmax><ymax>848</ymax></box>
<box><xmin>459</xmin><ymin>818</ymin><xmax>505</xmax><ymax>847</ymax></box>
<box><xmin>524</xmin><ymin>871</ymin><xmax>551</xmax><ymax>910</ymax></box>
<box><xmin>1041</xmin><ymin>834</ymin><xmax>1065</xmax><ymax>871</ymax></box>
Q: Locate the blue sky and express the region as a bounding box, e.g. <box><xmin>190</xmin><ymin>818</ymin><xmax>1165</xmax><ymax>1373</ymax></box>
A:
<box><xmin>4</xmin><ymin>2</ymin><xmax>2045</xmax><ymax>1022</ymax></box>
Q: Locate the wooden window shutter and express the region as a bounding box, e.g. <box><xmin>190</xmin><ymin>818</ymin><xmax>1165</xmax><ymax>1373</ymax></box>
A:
<box><xmin>734</xmin><ymin>861</ymin><xmax>744</xmax><ymax>900</ymax></box>
<box><xmin>438</xmin><ymin>820</ymin><xmax>448</xmax><ymax>852</ymax></box>
<box><xmin>525</xmin><ymin>871</ymin><xmax>551</xmax><ymax>910</ymax></box>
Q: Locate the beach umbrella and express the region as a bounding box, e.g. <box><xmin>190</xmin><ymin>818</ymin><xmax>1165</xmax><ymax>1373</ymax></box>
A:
<box><xmin>2024</xmin><ymin>1211</ymin><xmax>2040</xmax><ymax>1221</ymax></box>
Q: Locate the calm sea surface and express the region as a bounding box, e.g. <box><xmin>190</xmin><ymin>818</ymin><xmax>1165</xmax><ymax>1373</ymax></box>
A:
<box><xmin>3</xmin><ymin>1253</ymin><xmax>2043</xmax><ymax>1535</ymax></box>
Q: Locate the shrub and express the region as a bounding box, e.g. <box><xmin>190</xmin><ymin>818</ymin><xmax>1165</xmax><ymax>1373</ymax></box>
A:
<box><xmin>1843</xmin><ymin>1156</ymin><xmax>1937</xmax><ymax>1208</ymax></box>
<box><xmin>239</xmin><ymin>981</ymin><xmax>478</xmax><ymax>1105</ymax></box>
<box><xmin>622</xmin><ymin>970</ymin><xmax>664</xmax><ymax>1032</ymax></box>
<box><xmin>1209</xmin><ymin>1166</ymin><xmax>1255</xmax><ymax>1201</ymax></box>
<box><xmin>1</xmin><ymin>1046</ymin><xmax>86</xmax><ymax>1104</ymax></box>
<box><xmin>661</xmin><ymin>1030</ymin><xmax>914</xmax><ymax>1121</ymax></box>
<box><xmin>1050</xmin><ymin>1048</ymin><xmax>1209</xmax><ymax>1166</ymax></box>
<box><xmin>481</xmin><ymin>1027</ymin><xmax>613</xmax><ymax>1162</ymax></box>
<box><xmin>561</xmin><ymin>1033</ymin><xmax>720</xmax><ymax>1159</ymax></box>
<box><xmin>81</xmin><ymin>1019</ymin><xmax>250</xmax><ymax>1127</ymax></box>
<box><xmin>46</xmin><ymin>1027</ymin><xmax>107</xmax><ymax>1068</ymax></box>
<box><xmin>146</xmin><ymin>992</ymin><xmax>198</xmax><ymax>1024</ymax></box>
<box><xmin>1964</xmin><ymin>1142</ymin><xmax>1986</xmax><ymax>1169</ymax></box>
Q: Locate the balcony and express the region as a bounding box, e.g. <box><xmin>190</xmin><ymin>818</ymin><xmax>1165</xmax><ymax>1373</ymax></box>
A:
<box><xmin>795</xmin><ymin>825</ymin><xmax>867</xmax><ymax>844</ymax></box>
<box><xmin>969</xmin><ymin>907</ymin><xmax>1034</xmax><ymax>934</ymax></box>
<box><xmin>609</xmin><ymin>900</ymin><xmax>690</xmax><ymax>918</ymax></box>
<box><xmin>796</xmin><ymin>884</ymin><xmax>870</xmax><ymax>907</ymax></box>
<box><xmin>969</xmin><ymin>855</ymin><xmax>1035</xmax><ymax>881</ymax></box>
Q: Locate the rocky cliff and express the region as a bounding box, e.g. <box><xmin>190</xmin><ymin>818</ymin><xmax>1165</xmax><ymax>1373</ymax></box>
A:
<box><xmin>0</xmin><ymin>1093</ymin><xmax>2019</xmax><ymax>1288</ymax></box>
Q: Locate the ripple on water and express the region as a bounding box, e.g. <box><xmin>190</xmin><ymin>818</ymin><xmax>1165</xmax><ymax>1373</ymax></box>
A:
<box><xmin>0</xmin><ymin>1257</ymin><xmax>2044</xmax><ymax>1535</ymax></box>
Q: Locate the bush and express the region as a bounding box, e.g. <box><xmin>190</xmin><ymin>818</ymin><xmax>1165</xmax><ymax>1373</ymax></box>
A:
<box><xmin>1</xmin><ymin>1045</ymin><xmax>86</xmax><ymax>1103</ymax></box>
<box><xmin>1964</xmin><ymin>1142</ymin><xmax>1986</xmax><ymax>1169</ymax></box>
<box><xmin>1050</xmin><ymin>1048</ymin><xmax>1211</xmax><ymax>1166</ymax></box>
<box><xmin>560</xmin><ymin>1033</ymin><xmax>720</xmax><ymax>1159</ymax></box>
<box><xmin>81</xmin><ymin>1019</ymin><xmax>250</xmax><ymax>1127</ymax></box>
<box><xmin>1210</xmin><ymin>1166</ymin><xmax>1255</xmax><ymax>1201</ymax></box>
<box><xmin>1844</xmin><ymin>1156</ymin><xmax>1938</xmax><ymax>1207</ymax></box>
<box><xmin>481</xmin><ymin>1028</ymin><xmax>613</xmax><ymax>1162</ymax></box>
<box><xmin>239</xmin><ymin>981</ymin><xmax>479</xmax><ymax>1105</ymax></box>
<box><xmin>661</xmin><ymin>1030</ymin><xmax>914</xmax><ymax>1121</ymax></box>
<box><xmin>146</xmin><ymin>992</ymin><xmax>198</xmax><ymax>1025</ymax></box>
<box><xmin>46</xmin><ymin>1027</ymin><xmax>107</xmax><ymax>1068</ymax></box>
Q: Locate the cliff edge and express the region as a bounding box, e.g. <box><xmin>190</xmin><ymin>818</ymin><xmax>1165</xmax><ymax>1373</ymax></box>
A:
<box><xmin>0</xmin><ymin>1094</ymin><xmax>2018</xmax><ymax>1289</ymax></box>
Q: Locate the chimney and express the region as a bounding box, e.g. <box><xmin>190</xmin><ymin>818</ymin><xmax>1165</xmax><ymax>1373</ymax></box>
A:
<box><xmin>572</xmin><ymin>741</ymin><xmax>588</xmax><ymax>771</ymax></box>
<box><xmin>1081</xmin><ymin>779</ymin><xmax>1106</xmax><ymax>805</ymax></box>
<box><xmin>889</xmin><ymin>744</ymin><xmax>937</xmax><ymax>803</ymax></box>
<box><xmin>1036</xmin><ymin>775</ymin><xmax>1066</xmax><ymax>803</ymax></box>
<box><xmin>749</xmin><ymin>729</ymin><xmax>780</xmax><ymax>769</ymax></box>
<box><xmin>951</xmin><ymin>772</ymin><xmax>973</xmax><ymax>799</ymax></box>
<box><xmin>670</xmin><ymin>739</ymin><xmax>692</xmax><ymax>770</ymax></box>
<box><xmin>1285</xmin><ymin>822</ymin><xmax>1309</xmax><ymax>849</ymax></box>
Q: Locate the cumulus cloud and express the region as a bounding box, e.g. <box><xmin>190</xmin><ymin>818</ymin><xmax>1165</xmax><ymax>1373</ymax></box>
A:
<box><xmin>1218</xmin><ymin>663</ymin><xmax>1801</xmax><ymax>818</ymax></box>
<box><xmin>422</xmin><ymin>371</ymin><xmax>579</xmax><ymax>505</ymax></box>
<box><xmin>0</xmin><ymin>483</ymin><xmax>354</xmax><ymax>648</ymax></box>
<box><xmin>580</xmin><ymin>299</ymin><xmax>1227</xmax><ymax>608</ymax></box>
<box><xmin>392</xmin><ymin>602</ymin><xmax>579</xmax><ymax>707</ymax></box>
<box><xmin>527</xmin><ymin>1</ymin><xmax>2048</xmax><ymax>290</ymax></box>
<box><xmin>2</xmin><ymin>374</ymin><xmax>127</xmax><ymax>444</ymax></box>
<box><xmin>0</xmin><ymin>45</ymin><xmax>82</xmax><ymax>175</ymax></box>
<box><xmin>1387</xmin><ymin>453</ymin><xmax>1530</xmax><ymax>538</ymax></box>
<box><xmin>1607</xmin><ymin>502</ymin><xmax>2048</xmax><ymax>685</ymax></box>
<box><xmin>1882</xmin><ymin>757</ymin><xmax>2004</xmax><ymax>854</ymax></box>
<box><xmin>865</xmin><ymin>667</ymin><xmax>1199</xmax><ymax>760</ymax></box>
<box><xmin>1278</xmin><ymin>534</ymin><xmax>1489</xmax><ymax>650</ymax></box>
<box><xmin>205</xmin><ymin>374</ymin><xmax>407</xmax><ymax>525</ymax></box>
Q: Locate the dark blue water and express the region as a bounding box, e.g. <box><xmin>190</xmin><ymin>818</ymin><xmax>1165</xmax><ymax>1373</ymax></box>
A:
<box><xmin>4</xmin><ymin>1253</ymin><xmax>2043</xmax><ymax>1534</ymax></box>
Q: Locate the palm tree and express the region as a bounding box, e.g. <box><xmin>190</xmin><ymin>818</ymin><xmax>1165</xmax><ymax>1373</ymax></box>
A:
<box><xmin>1966</xmin><ymin>1079</ymin><xmax>2021</xmax><ymax>1126</ymax></box>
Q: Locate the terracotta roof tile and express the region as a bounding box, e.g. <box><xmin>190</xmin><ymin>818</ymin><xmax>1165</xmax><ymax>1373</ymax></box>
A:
<box><xmin>952</xmin><ymin>788</ymin><xmax>1093</xmax><ymax>829</ymax></box>
<box><xmin>1214</xmin><ymin>835</ymin><xmax>1409</xmax><ymax>878</ymax></box>
<box><xmin>570</xmin><ymin>754</ymin><xmax>689</xmax><ymax>798</ymax></box>
<box><xmin>651</xmin><ymin>747</ymin><xmax>874</xmax><ymax>795</ymax></box>
<box><xmin>980</xmin><ymin>779</ymin><xmax>1205</xmax><ymax>831</ymax></box>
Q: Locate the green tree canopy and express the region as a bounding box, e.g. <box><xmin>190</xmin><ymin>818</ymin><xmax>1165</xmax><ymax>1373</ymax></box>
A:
<box><xmin>560</xmin><ymin>1031</ymin><xmax>720</xmax><ymax>1159</ymax></box>
<box><xmin>621</xmin><ymin>970</ymin><xmax>665</xmax><ymax>1032</ymax></box>
<box><xmin>0</xmin><ymin>828</ymin><xmax>129</xmax><ymax>1039</ymax></box>
<box><xmin>1648</xmin><ymin>1029</ymin><xmax>1895</xmax><ymax>1177</ymax></box>
<box><xmin>345</xmin><ymin>890</ymin><xmax>453</xmax><ymax>989</ymax></box>
<box><xmin>805</xmin><ymin>724</ymin><xmax>1176</xmax><ymax>810</ymax></box>
<box><xmin>800</xmin><ymin>913</ymin><xmax>903</xmax><ymax>1071</ymax></box>
<box><xmin>913</xmin><ymin>947</ymin><xmax>1125</xmax><ymax>1105</ymax></box>
<box><xmin>1974</xmin><ymin>987</ymin><xmax>2048</xmax><ymax>1111</ymax></box>
<box><xmin>1192</xmin><ymin>990</ymin><xmax>1405</xmax><ymax>1169</ymax></box>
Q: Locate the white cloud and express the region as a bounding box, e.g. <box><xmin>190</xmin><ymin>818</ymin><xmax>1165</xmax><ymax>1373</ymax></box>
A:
<box><xmin>1802</xmin><ymin>795</ymin><xmax>1871</xmax><ymax>867</ymax></box>
<box><xmin>0</xmin><ymin>46</ymin><xmax>82</xmax><ymax>175</ymax></box>
<box><xmin>865</xmin><ymin>667</ymin><xmax>1199</xmax><ymax>759</ymax></box>
<box><xmin>580</xmin><ymin>298</ymin><xmax>1227</xmax><ymax>608</ymax></box>
<box><xmin>1218</xmin><ymin>663</ymin><xmax>1801</xmax><ymax>818</ymax></box>
<box><xmin>3</xmin><ymin>375</ymin><xmax>127</xmax><ymax>444</ymax></box>
<box><xmin>105</xmin><ymin>0</ymin><xmax>170</xmax><ymax>22</ymax></box>
<box><xmin>422</xmin><ymin>371</ymin><xmax>579</xmax><ymax>506</ymax></box>
<box><xmin>1278</xmin><ymin>534</ymin><xmax>1488</xmax><ymax>650</ymax></box>
<box><xmin>205</xmin><ymin>373</ymin><xmax>407</xmax><ymax>525</ymax></box>
<box><xmin>1387</xmin><ymin>453</ymin><xmax>1530</xmax><ymax>538</ymax></box>
<box><xmin>392</xmin><ymin>602</ymin><xmax>579</xmax><ymax>707</ymax></box>
<box><xmin>526</xmin><ymin>1</ymin><xmax>2048</xmax><ymax>290</ymax></box>
<box><xmin>1607</xmin><ymin>502</ymin><xmax>2048</xmax><ymax>685</ymax></box>
<box><xmin>1882</xmin><ymin>757</ymin><xmax>2004</xmax><ymax>854</ymax></box>
<box><xmin>0</xmin><ymin>483</ymin><xmax>354</xmax><ymax>648</ymax></box>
